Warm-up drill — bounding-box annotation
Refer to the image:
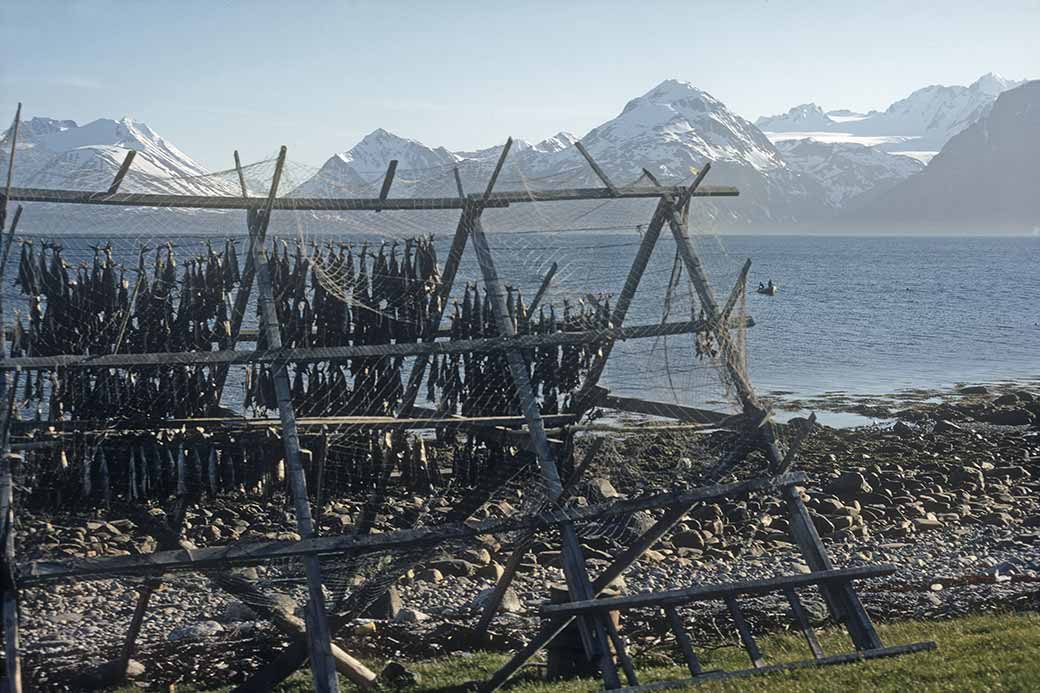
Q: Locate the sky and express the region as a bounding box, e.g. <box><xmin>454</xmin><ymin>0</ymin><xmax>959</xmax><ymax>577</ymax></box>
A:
<box><xmin>1</xmin><ymin>0</ymin><xmax>1038</xmax><ymax>170</ymax></box>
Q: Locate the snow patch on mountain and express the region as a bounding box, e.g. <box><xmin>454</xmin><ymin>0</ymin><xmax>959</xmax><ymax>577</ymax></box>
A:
<box><xmin>776</xmin><ymin>139</ymin><xmax>924</xmax><ymax>207</ymax></box>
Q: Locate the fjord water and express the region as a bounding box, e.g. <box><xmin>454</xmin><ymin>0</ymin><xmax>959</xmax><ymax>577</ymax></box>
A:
<box><xmin>493</xmin><ymin>232</ymin><xmax>1040</xmax><ymax>404</ymax></box>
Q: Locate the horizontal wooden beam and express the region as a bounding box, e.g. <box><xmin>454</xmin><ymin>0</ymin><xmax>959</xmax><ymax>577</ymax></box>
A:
<box><xmin>11</xmin><ymin>412</ymin><xmax>579</xmax><ymax>436</ymax></box>
<box><xmin>540</xmin><ymin>565</ymin><xmax>897</xmax><ymax>616</ymax></box>
<box><xmin>17</xmin><ymin>472</ymin><xmax>804</xmax><ymax>584</ymax></box>
<box><xmin>589</xmin><ymin>388</ymin><xmax>744</xmax><ymax>426</ymax></box>
<box><xmin>4</xmin><ymin>184</ymin><xmax>738</xmax><ymax>211</ymax></box>
<box><xmin>0</xmin><ymin>317</ymin><xmax>753</xmax><ymax>371</ymax></box>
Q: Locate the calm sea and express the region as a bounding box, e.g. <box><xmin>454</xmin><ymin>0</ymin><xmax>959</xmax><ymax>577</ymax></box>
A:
<box><xmin>478</xmin><ymin>232</ymin><xmax>1040</xmax><ymax>408</ymax></box>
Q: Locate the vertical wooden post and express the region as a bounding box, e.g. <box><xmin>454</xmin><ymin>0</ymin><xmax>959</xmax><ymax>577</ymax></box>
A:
<box><xmin>212</xmin><ymin>151</ymin><xmax>280</xmax><ymax>400</ymax></box>
<box><xmin>0</xmin><ymin>445</ymin><xmax>21</xmax><ymax>693</ymax></box>
<box><xmin>0</xmin><ymin>104</ymin><xmax>22</xmax><ymax>693</ymax></box>
<box><xmin>250</xmin><ymin>147</ymin><xmax>339</xmax><ymax>693</ymax></box>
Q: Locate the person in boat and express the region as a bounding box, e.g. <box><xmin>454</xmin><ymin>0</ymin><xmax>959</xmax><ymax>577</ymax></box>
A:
<box><xmin>758</xmin><ymin>282</ymin><xmax>766</xmax><ymax>291</ymax></box>
<box><xmin>767</xmin><ymin>279</ymin><xmax>775</xmax><ymax>291</ymax></box>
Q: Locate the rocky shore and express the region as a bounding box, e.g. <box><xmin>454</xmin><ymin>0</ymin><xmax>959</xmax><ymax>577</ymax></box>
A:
<box><xmin>11</xmin><ymin>383</ymin><xmax>1040</xmax><ymax>690</ymax></box>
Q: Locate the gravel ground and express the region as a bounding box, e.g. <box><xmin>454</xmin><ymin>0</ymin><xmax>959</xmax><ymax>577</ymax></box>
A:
<box><xmin>10</xmin><ymin>384</ymin><xmax>1040</xmax><ymax>690</ymax></box>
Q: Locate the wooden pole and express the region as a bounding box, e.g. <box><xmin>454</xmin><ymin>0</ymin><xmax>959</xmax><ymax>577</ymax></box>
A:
<box><xmin>573</xmin><ymin>141</ymin><xmax>618</xmax><ymax>196</ymax></box>
<box><xmin>3</xmin><ymin>183</ymin><xmax>738</xmax><ymax>210</ymax></box>
<box><xmin>572</xmin><ymin>198</ymin><xmax>669</xmax><ymax>412</ymax></box>
<box><xmin>212</xmin><ymin>149</ymin><xmax>286</xmax><ymax>399</ymax></box>
<box><xmin>374</xmin><ymin>160</ymin><xmax>397</xmax><ymax>211</ymax></box>
<box><xmin>474</xmin><ymin>437</ymin><xmax>606</xmax><ymax>633</ymax></box>
<box><xmin>0</xmin><ymin>316</ymin><xmax>751</xmax><ymax>372</ymax></box>
<box><xmin>233</xmin><ymin>151</ymin><xmax>248</xmax><ymax>197</ymax></box>
<box><xmin>0</xmin><ymin>449</ymin><xmax>20</xmax><ymax>693</ymax></box>
<box><xmin>1</xmin><ymin>103</ymin><xmax>20</xmax><ymax>234</ymax></box>
<box><xmin>0</xmin><ymin>104</ymin><xmax>22</xmax><ymax>693</ymax></box>
<box><xmin>231</xmin><ymin>456</ymin><xmax>523</xmax><ymax>692</ymax></box>
<box><xmin>106</xmin><ymin>150</ymin><xmax>137</xmax><ymax>195</ymax></box>
<box><xmin>398</xmin><ymin>204</ymin><xmax>477</xmax><ymax>415</ymax></box>
<box><xmin>111</xmin><ymin>498</ymin><xmax>190</xmax><ymax>684</ymax></box>
<box><xmin>527</xmin><ymin>261</ymin><xmax>557</xmax><ymax>313</ymax></box>
<box><xmin>250</xmin><ymin>147</ymin><xmax>339</xmax><ymax>693</ymax></box>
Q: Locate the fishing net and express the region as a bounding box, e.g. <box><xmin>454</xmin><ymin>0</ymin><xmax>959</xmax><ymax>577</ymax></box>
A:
<box><xmin>0</xmin><ymin>134</ymin><xmax>796</xmax><ymax>690</ymax></box>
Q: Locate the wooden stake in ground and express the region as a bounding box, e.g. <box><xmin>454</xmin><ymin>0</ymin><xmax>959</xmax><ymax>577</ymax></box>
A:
<box><xmin>0</xmin><ymin>102</ymin><xmax>23</xmax><ymax>693</ymax></box>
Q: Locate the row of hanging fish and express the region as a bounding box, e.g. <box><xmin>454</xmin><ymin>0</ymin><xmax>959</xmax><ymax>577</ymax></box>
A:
<box><xmin>426</xmin><ymin>283</ymin><xmax>613</xmax><ymax>417</ymax></box>
<box><xmin>12</xmin><ymin>239</ymin><xmax>241</xmax><ymax>359</ymax></box>
<box><xmin>8</xmin><ymin>235</ymin><xmax>442</xmax><ymax>421</ymax></box>
<box><xmin>262</xmin><ymin>236</ymin><xmax>441</xmax><ymax>351</ymax></box>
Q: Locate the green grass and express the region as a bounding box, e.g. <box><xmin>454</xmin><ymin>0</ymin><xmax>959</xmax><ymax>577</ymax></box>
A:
<box><xmin>115</xmin><ymin>611</ymin><xmax>1040</xmax><ymax>692</ymax></box>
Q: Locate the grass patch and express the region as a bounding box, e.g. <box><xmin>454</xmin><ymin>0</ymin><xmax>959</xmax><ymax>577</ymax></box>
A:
<box><xmin>113</xmin><ymin>611</ymin><xmax>1040</xmax><ymax>692</ymax></box>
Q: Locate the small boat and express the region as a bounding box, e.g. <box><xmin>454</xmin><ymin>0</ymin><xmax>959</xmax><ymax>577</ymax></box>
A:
<box><xmin>756</xmin><ymin>284</ymin><xmax>778</xmax><ymax>296</ymax></box>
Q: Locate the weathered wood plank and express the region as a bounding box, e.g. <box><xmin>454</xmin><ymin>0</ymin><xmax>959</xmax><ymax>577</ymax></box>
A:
<box><xmin>539</xmin><ymin>565</ymin><xmax>896</xmax><ymax>616</ymax></box>
<box><xmin>574</xmin><ymin>141</ymin><xmax>618</xmax><ymax>195</ymax></box>
<box><xmin>0</xmin><ymin>317</ymin><xmax>752</xmax><ymax>371</ymax></box>
<box><xmin>783</xmin><ymin>586</ymin><xmax>824</xmax><ymax>660</ymax></box>
<box><xmin>664</xmin><ymin>606</ymin><xmax>702</xmax><ymax>677</ymax></box>
<box><xmin>725</xmin><ymin>595</ymin><xmax>764</xmax><ymax>668</ymax></box>
<box><xmin>106</xmin><ymin>150</ymin><xmax>137</xmax><ymax>195</ymax></box>
<box><xmin>17</xmin><ymin>474</ymin><xmax>803</xmax><ymax>583</ymax></box>
<box><xmin>3</xmin><ymin>184</ymin><xmax>737</xmax><ymax>210</ymax></box>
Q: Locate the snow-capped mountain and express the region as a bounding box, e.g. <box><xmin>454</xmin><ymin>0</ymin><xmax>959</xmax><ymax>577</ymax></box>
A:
<box><xmin>844</xmin><ymin>73</ymin><xmax>1026</xmax><ymax>149</ymax></box>
<box><xmin>846</xmin><ymin>80</ymin><xmax>1040</xmax><ymax>227</ymax></box>
<box><xmin>757</xmin><ymin>73</ymin><xmax>1027</xmax><ymax>154</ymax></box>
<box><xmin>291</xmin><ymin>128</ymin><xmax>460</xmax><ymax>197</ymax></box>
<box><xmin>756</xmin><ymin>104</ymin><xmax>836</xmax><ymax>132</ymax></box>
<box><xmin>294</xmin><ymin>80</ymin><xmax>827</xmax><ymax>224</ymax></box>
<box><xmin>776</xmin><ymin>139</ymin><xmax>924</xmax><ymax>208</ymax></box>
<box><xmin>0</xmin><ymin>116</ymin><xmax>237</xmax><ymax>196</ymax></box>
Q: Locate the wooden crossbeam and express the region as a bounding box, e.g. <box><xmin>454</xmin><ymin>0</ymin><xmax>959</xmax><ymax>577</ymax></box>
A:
<box><xmin>3</xmin><ymin>184</ymin><xmax>737</xmax><ymax>210</ymax></box>
<box><xmin>539</xmin><ymin>565</ymin><xmax>896</xmax><ymax>616</ymax></box>
<box><xmin>10</xmin><ymin>413</ymin><xmax>579</xmax><ymax>438</ymax></box>
<box><xmin>0</xmin><ymin>317</ymin><xmax>751</xmax><ymax>371</ymax></box>
<box><xmin>17</xmin><ymin>474</ymin><xmax>804</xmax><ymax>584</ymax></box>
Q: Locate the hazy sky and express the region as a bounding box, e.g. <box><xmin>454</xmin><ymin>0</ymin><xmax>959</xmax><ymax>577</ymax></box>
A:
<box><xmin>2</xmin><ymin>0</ymin><xmax>1037</xmax><ymax>169</ymax></box>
